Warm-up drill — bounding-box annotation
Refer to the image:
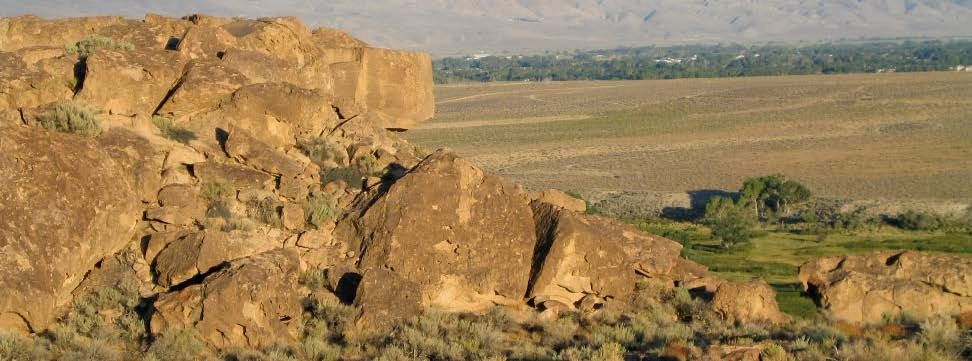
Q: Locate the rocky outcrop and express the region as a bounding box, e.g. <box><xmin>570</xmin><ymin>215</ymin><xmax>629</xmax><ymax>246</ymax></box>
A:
<box><xmin>799</xmin><ymin>250</ymin><xmax>972</xmax><ymax>324</ymax></box>
<box><xmin>151</xmin><ymin>249</ymin><xmax>304</xmax><ymax>349</ymax></box>
<box><xmin>0</xmin><ymin>14</ymin><xmax>434</xmax><ymax>133</ymax></box>
<box><xmin>0</xmin><ymin>126</ymin><xmax>142</xmax><ymax>332</ymax></box>
<box><xmin>528</xmin><ymin>202</ymin><xmax>707</xmax><ymax>309</ymax></box>
<box><xmin>0</xmin><ymin>13</ymin><xmax>800</xmax><ymax>354</ymax></box>
<box><xmin>338</xmin><ymin>149</ymin><xmax>537</xmax><ymax>312</ymax></box>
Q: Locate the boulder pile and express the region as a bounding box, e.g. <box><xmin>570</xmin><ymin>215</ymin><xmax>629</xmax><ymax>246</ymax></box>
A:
<box><xmin>800</xmin><ymin>250</ymin><xmax>972</xmax><ymax>325</ymax></box>
<box><xmin>0</xmin><ymin>13</ymin><xmax>804</xmax><ymax>351</ymax></box>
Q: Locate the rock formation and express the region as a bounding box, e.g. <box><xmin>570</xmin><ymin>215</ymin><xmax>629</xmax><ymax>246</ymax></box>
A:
<box><xmin>0</xmin><ymin>126</ymin><xmax>142</xmax><ymax>332</ymax></box>
<box><xmin>0</xmin><ymin>13</ymin><xmax>791</xmax><ymax>352</ymax></box>
<box><xmin>799</xmin><ymin>250</ymin><xmax>972</xmax><ymax>325</ymax></box>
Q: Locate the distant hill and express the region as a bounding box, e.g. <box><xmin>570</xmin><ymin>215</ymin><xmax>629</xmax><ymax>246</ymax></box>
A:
<box><xmin>3</xmin><ymin>0</ymin><xmax>972</xmax><ymax>55</ymax></box>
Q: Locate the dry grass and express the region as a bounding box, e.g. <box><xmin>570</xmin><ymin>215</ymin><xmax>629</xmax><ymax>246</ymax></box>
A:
<box><xmin>407</xmin><ymin>73</ymin><xmax>972</xmax><ymax>206</ymax></box>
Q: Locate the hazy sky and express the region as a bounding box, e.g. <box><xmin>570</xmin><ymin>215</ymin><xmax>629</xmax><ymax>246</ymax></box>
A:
<box><xmin>3</xmin><ymin>1</ymin><xmax>971</xmax><ymax>55</ymax></box>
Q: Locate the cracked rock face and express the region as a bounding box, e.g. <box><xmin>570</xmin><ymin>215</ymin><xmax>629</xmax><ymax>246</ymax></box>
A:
<box><xmin>338</xmin><ymin>149</ymin><xmax>538</xmax><ymax>313</ymax></box>
<box><xmin>799</xmin><ymin>250</ymin><xmax>972</xmax><ymax>324</ymax></box>
<box><xmin>528</xmin><ymin>201</ymin><xmax>708</xmax><ymax>307</ymax></box>
<box><xmin>0</xmin><ymin>126</ymin><xmax>142</xmax><ymax>332</ymax></box>
<box><xmin>151</xmin><ymin>248</ymin><xmax>304</xmax><ymax>349</ymax></box>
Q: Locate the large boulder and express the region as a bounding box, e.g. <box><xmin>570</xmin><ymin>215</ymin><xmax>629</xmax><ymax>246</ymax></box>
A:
<box><xmin>333</xmin><ymin>48</ymin><xmax>435</xmax><ymax>129</ymax></box>
<box><xmin>151</xmin><ymin>249</ymin><xmax>304</xmax><ymax>349</ymax></box>
<box><xmin>338</xmin><ymin>149</ymin><xmax>537</xmax><ymax>312</ymax></box>
<box><xmin>0</xmin><ymin>51</ymin><xmax>73</xmax><ymax>111</ymax></box>
<box><xmin>76</xmin><ymin>48</ymin><xmax>187</xmax><ymax>117</ymax></box>
<box><xmin>0</xmin><ymin>126</ymin><xmax>142</xmax><ymax>332</ymax></box>
<box><xmin>156</xmin><ymin>59</ymin><xmax>250</xmax><ymax>118</ymax></box>
<box><xmin>150</xmin><ymin>229</ymin><xmax>286</xmax><ymax>288</ymax></box>
<box><xmin>0</xmin><ymin>15</ymin><xmax>125</xmax><ymax>51</ymax></box>
<box><xmin>188</xmin><ymin>82</ymin><xmax>339</xmax><ymax>148</ymax></box>
<box><xmin>710</xmin><ymin>279</ymin><xmax>789</xmax><ymax>325</ymax></box>
<box><xmin>0</xmin><ymin>15</ymin><xmax>187</xmax><ymax>52</ymax></box>
<box><xmin>528</xmin><ymin>202</ymin><xmax>708</xmax><ymax>308</ymax></box>
<box><xmin>799</xmin><ymin>250</ymin><xmax>972</xmax><ymax>324</ymax></box>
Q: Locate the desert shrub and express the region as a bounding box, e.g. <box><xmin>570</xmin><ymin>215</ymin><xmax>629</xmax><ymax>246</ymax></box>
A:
<box><xmin>301</xmin><ymin>294</ymin><xmax>359</xmax><ymax>354</ymax></box>
<box><xmin>761</xmin><ymin>343</ymin><xmax>790</xmax><ymax>361</ymax></box>
<box><xmin>354</xmin><ymin>153</ymin><xmax>383</xmax><ymax>175</ymax></box>
<box><xmin>35</xmin><ymin>101</ymin><xmax>100</xmax><ymax>136</ymax></box>
<box><xmin>65</xmin><ymin>35</ymin><xmax>135</xmax><ymax>57</ymax></box>
<box><xmin>0</xmin><ymin>332</ymin><xmax>49</xmax><ymax>360</ymax></box>
<box><xmin>303</xmin><ymin>137</ymin><xmax>348</xmax><ymax>166</ymax></box>
<box><xmin>41</xmin><ymin>296</ymin><xmax>144</xmax><ymax>360</ymax></box>
<box><xmin>704</xmin><ymin>196</ymin><xmax>757</xmax><ymax>249</ymax></box>
<box><xmin>828</xmin><ymin>208</ymin><xmax>871</xmax><ymax>232</ymax></box>
<box><xmin>303</xmin><ymin>193</ymin><xmax>339</xmax><ymax>229</ymax></box>
<box><xmin>557</xmin><ymin>342</ymin><xmax>625</xmax><ymax>361</ymax></box>
<box><xmin>248</xmin><ymin>196</ymin><xmax>281</xmax><ymax>226</ymax></box>
<box><xmin>152</xmin><ymin>116</ymin><xmax>196</xmax><ymax>144</ymax></box>
<box><xmin>200</xmin><ymin>181</ymin><xmax>235</xmax><ymax>218</ymax></box>
<box><xmin>389</xmin><ymin>310</ymin><xmax>504</xmax><ymax>361</ymax></box>
<box><xmin>298</xmin><ymin>269</ymin><xmax>329</xmax><ymax>292</ymax></box>
<box><xmin>542</xmin><ymin>317</ymin><xmax>579</xmax><ymax>347</ymax></box>
<box><xmin>143</xmin><ymin>328</ymin><xmax>209</xmax><ymax>361</ymax></box>
<box><xmin>200</xmin><ymin>181</ymin><xmax>235</xmax><ymax>205</ymax></box>
<box><xmin>918</xmin><ymin>316</ymin><xmax>962</xmax><ymax>353</ymax></box>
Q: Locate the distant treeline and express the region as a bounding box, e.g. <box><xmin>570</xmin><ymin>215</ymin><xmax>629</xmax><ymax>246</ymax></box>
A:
<box><xmin>433</xmin><ymin>40</ymin><xmax>972</xmax><ymax>83</ymax></box>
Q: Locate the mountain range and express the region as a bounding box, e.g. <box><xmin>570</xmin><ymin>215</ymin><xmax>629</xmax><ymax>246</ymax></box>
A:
<box><xmin>3</xmin><ymin>0</ymin><xmax>972</xmax><ymax>56</ymax></box>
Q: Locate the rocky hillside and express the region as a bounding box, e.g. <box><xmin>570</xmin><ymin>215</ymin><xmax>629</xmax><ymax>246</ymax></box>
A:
<box><xmin>4</xmin><ymin>1</ymin><xmax>972</xmax><ymax>55</ymax></box>
<box><xmin>0</xmin><ymin>13</ymin><xmax>969</xmax><ymax>360</ymax></box>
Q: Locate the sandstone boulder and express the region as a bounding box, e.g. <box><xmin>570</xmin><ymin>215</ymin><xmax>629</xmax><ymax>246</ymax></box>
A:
<box><xmin>98</xmin><ymin>127</ymin><xmax>166</xmax><ymax>203</ymax></box>
<box><xmin>799</xmin><ymin>250</ymin><xmax>972</xmax><ymax>324</ymax></box>
<box><xmin>77</xmin><ymin>48</ymin><xmax>187</xmax><ymax>117</ymax></box>
<box><xmin>224</xmin><ymin>127</ymin><xmax>309</xmax><ymax>177</ymax></box>
<box><xmin>312</xmin><ymin>27</ymin><xmax>368</xmax><ymax>48</ymax></box>
<box><xmin>342</xmin><ymin>48</ymin><xmax>435</xmax><ymax>129</ymax></box>
<box><xmin>156</xmin><ymin>59</ymin><xmax>250</xmax><ymax>118</ymax></box>
<box><xmin>0</xmin><ymin>15</ymin><xmax>187</xmax><ymax>52</ymax></box>
<box><xmin>710</xmin><ymin>279</ymin><xmax>789</xmax><ymax>325</ymax></box>
<box><xmin>190</xmin><ymin>82</ymin><xmax>339</xmax><ymax>148</ymax></box>
<box><xmin>528</xmin><ymin>202</ymin><xmax>707</xmax><ymax>308</ymax></box>
<box><xmin>220</xmin><ymin>48</ymin><xmax>300</xmax><ymax>84</ymax></box>
<box><xmin>0</xmin><ymin>15</ymin><xmax>126</xmax><ymax>51</ymax></box>
<box><xmin>152</xmin><ymin>229</ymin><xmax>285</xmax><ymax>288</ymax></box>
<box><xmin>151</xmin><ymin>249</ymin><xmax>304</xmax><ymax>349</ymax></box>
<box><xmin>193</xmin><ymin>160</ymin><xmax>276</xmax><ymax>190</ymax></box>
<box><xmin>0</xmin><ymin>126</ymin><xmax>141</xmax><ymax>332</ymax></box>
<box><xmin>221</xmin><ymin>17</ymin><xmax>316</xmax><ymax>66</ymax></box>
<box><xmin>534</xmin><ymin>189</ymin><xmax>587</xmax><ymax>213</ymax></box>
<box><xmin>0</xmin><ymin>51</ymin><xmax>73</xmax><ymax>111</ymax></box>
<box><xmin>338</xmin><ymin>149</ymin><xmax>537</xmax><ymax>312</ymax></box>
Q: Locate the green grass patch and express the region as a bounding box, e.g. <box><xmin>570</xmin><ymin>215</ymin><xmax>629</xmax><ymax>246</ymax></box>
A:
<box><xmin>635</xmin><ymin>220</ymin><xmax>972</xmax><ymax>319</ymax></box>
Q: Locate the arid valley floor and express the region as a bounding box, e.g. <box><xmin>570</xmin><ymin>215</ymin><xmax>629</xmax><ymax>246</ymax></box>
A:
<box><xmin>407</xmin><ymin>72</ymin><xmax>972</xmax><ymax>213</ymax></box>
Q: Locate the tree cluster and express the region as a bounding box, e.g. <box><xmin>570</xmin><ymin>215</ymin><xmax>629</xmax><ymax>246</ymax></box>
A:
<box><xmin>434</xmin><ymin>40</ymin><xmax>972</xmax><ymax>83</ymax></box>
<box><xmin>704</xmin><ymin>175</ymin><xmax>812</xmax><ymax>248</ymax></box>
